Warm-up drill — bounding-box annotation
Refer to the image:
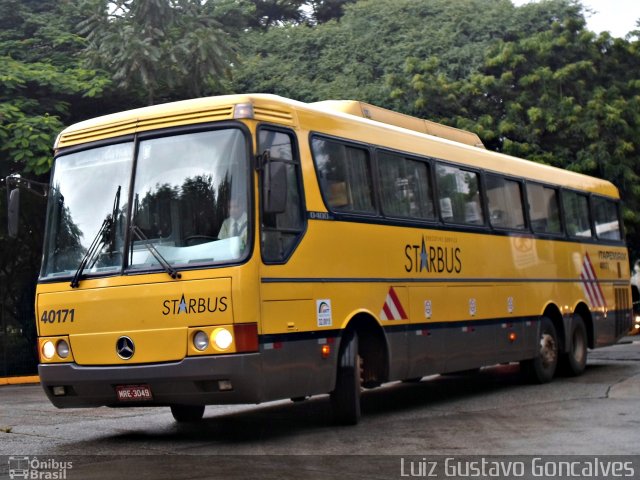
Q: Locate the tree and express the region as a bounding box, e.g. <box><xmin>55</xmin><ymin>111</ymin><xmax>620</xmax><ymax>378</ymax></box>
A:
<box><xmin>234</xmin><ymin>0</ymin><xmax>532</xmax><ymax>105</ymax></box>
<box><xmin>389</xmin><ymin>0</ymin><xmax>640</xmax><ymax>256</ymax></box>
<box><xmin>0</xmin><ymin>0</ymin><xmax>109</xmax><ymax>175</ymax></box>
<box><xmin>0</xmin><ymin>0</ymin><xmax>111</xmax><ymax>375</ymax></box>
<box><xmin>79</xmin><ymin>0</ymin><xmax>237</xmax><ymax>105</ymax></box>
<box><xmin>307</xmin><ymin>0</ymin><xmax>356</xmax><ymax>23</ymax></box>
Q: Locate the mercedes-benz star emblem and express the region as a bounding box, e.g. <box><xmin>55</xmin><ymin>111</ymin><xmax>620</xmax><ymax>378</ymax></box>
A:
<box><xmin>116</xmin><ymin>336</ymin><xmax>135</xmax><ymax>360</ymax></box>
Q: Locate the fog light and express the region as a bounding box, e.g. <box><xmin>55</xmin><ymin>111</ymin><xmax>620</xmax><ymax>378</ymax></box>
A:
<box><xmin>212</xmin><ymin>328</ymin><xmax>233</xmax><ymax>350</ymax></box>
<box><xmin>56</xmin><ymin>340</ymin><xmax>70</xmax><ymax>358</ymax></box>
<box><xmin>42</xmin><ymin>341</ymin><xmax>55</xmax><ymax>360</ymax></box>
<box><xmin>218</xmin><ymin>380</ymin><xmax>233</xmax><ymax>391</ymax></box>
<box><xmin>52</xmin><ymin>386</ymin><xmax>66</xmax><ymax>396</ymax></box>
<box><xmin>193</xmin><ymin>330</ymin><xmax>209</xmax><ymax>351</ymax></box>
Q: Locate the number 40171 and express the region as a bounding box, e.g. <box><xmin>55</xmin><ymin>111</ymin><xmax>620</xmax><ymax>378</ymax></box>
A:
<box><xmin>40</xmin><ymin>309</ymin><xmax>75</xmax><ymax>323</ymax></box>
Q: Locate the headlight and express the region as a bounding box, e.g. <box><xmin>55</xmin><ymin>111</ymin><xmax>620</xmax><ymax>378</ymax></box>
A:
<box><xmin>56</xmin><ymin>340</ymin><xmax>70</xmax><ymax>358</ymax></box>
<box><xmin>212</xmin><ymin>328</ymin><xmax>233</xmax><ymax>351</ymax></box>
<box><xmin>193</xmin><ymin>330</ymin><xmax>209</xmax><ymax>351</ymax></box>
<box><xmin>42</xmin><ymin>341</ymin><xmax>55</xmax><ymax>360</ymax></box>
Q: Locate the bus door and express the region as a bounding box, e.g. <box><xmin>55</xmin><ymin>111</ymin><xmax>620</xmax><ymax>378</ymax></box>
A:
<box><xmin>258</xmin><ymin>127</ymin><xmax>332</xmax><ymax>400</ymax></box>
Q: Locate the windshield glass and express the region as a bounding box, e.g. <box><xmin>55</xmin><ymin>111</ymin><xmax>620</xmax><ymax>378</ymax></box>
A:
<box><xmin>42</xmin><ymin>142</ymin><xmax>133</xmax><ymax>279</ymax></box>
<box><xmin>41</xmin><ymin>128</ymin><xmax>249</xmax><ymax>281</ymax></box>
<box><xmin>130</xmin><ymin>129</ymin><xmax>249</xmax><ymax>270</ymax></box>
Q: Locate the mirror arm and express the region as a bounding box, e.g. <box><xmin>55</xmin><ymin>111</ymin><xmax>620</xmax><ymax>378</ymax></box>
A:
<box><xmin>3</xmin><ymin>174</ymin><xmax>50</xmax><ymax>198</ymax></box>
<box><xmin>256</xmin><ymin>149</ymin><xmax>270</xmax><ymax>171</ymax></box>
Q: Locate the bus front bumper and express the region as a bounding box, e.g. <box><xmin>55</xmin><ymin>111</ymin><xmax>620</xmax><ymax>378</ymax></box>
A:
<box><xmin>38</xmin><ymin>353</ymin><xmax>262</xmax><ymax>408</ymax></box>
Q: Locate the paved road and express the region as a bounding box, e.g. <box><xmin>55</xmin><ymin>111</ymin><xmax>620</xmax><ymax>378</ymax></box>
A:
<box><xmin>0</xmin><ymin>339</ymin><xmax>639</xmax><ymax>479</ymax></box>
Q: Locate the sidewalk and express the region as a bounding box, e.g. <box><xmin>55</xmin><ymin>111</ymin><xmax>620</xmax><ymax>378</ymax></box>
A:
<box><xmin>0</xmin><ymin>375</ymin><xmax>39</xmax><ymax>386</ymax></box>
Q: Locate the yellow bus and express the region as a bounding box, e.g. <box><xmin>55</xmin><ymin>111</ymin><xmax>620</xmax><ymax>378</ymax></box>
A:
<box><xmin>35</xmin><ymin>94</ymin><xmax>631</xmax><ymax>424</ymax></box>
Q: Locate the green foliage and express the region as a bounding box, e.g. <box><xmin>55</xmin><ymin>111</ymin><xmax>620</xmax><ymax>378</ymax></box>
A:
<box><xmin>0</xmin><ymin>0</ymin><xmax>110</xmax><ymax>175</ymax></box>
<box><xmin>79</xmin><ymin>0</ymin><xmax>237</xmax><ymax>104</ymax></box>
<box><xmin>386</xmin><ymin>0</ymin><xmax>640</xmax><ymax>254</ymax></box>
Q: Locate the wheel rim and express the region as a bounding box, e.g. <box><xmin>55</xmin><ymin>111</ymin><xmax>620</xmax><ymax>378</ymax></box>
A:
<box><xmin>539</xmin><ymin>332</ymin><xmax>557</xmax><ymax>368</ymax></box>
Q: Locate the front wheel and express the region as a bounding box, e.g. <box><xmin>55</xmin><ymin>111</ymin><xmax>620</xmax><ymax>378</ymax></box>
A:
<box><xmin>520</xmin><ymin>316</ymin><xmax>558</xmax><ymax>384</ymax></box>
<box><xmin>558</xmin><ymin>314</ymin><xmax>588</xmax><ymax>376</ymax></box>
<box><xmin>170</xmin><ymin>404</ymin><xmax>205</xmax><ymax>422</ymax></box>
<box><xmin>330</xmin><ymin>330</ymin><xmax>361</xmax><ymax>425</ymax></box>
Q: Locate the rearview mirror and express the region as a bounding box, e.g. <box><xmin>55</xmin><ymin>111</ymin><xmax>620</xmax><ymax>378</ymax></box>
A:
<box><xmin>263</xmin><ymin>161</ymin><xmax>288</xmax><ymax>214</ymax></box>
<box><xmin>7</xmin><ymin>188</ymin><xmax>20</xmax><ymax>238</ymax></box>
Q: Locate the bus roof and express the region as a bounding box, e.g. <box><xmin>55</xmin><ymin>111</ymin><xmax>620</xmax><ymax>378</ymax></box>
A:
<box><xmin>55</xmin><ymin>93</ymin><xmax>619</xmax><ymax>198</ymax></box>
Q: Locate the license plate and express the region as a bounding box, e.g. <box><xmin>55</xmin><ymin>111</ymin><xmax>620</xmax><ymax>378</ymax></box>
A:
<box><xmin>115</xmin><ymin>384</ymin><xmax>153</xmax><ymax>402</ymax></box>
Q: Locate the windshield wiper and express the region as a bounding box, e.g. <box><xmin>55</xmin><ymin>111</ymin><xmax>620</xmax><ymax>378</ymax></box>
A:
<box><xmin>70</xmin><ymin>186</ymin><xmax>121</xmax><ymax>288</ymax></box>
<box><xmin>130</xmin><ymin>225</ymin><xmax>181</xmax><ymax>280</ymax></box>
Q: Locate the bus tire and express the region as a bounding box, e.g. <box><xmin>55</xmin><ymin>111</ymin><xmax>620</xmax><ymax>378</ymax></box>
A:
<box><xmin>330</xmin><ymin>329</ymin><xmax>361</xmax><ymax>425</ymax></box>
<box><xmin>170</xmin><ymin>404</ymin><xmax>205</xmax><ymax>422</ymax></box>
<box><xmin>520</xmin><ymin>316</ymin><xmax>558</xmax><ymax>384</ymax></box>
<box><xmin>558</xmin><ymin>315</ymin><xmax>588</xmax><ymax>377</ymax></box>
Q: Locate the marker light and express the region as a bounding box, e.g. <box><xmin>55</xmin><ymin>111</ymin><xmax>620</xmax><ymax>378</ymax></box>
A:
<box><xmin>233</xmin><ymin>103</ymin><xmax>254</xmax><ymax>119</ymax></box>
<box><xmin>212</xmin><ymin>328</ymin><xmax>233</xmax><ymax>351</ymax></box>
<box><xmin>56</xmin><ymin>340</ymin><xmax>70</xmax><ymax>358</ymax></box>
<box><xmin>42</xmin><ymin>341</ymin><xmax>55</xmax><ymax>360</ymax></box>
<box><xmin>321</xmin><ymin>344</ymin><xmax>331</xmax><ymax>358</ymax></box>
<box><xmin>193</xmin><ymin>330</ymin><xmax>209</xmax><ymax>351</ymax></box>
<box><xmin>508</xmin><ymin>332</ymin><xmax>517</xmax><ymax>343</ymax></box>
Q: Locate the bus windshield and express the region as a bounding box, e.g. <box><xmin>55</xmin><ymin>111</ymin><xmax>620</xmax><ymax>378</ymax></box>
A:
<box><xmin>41</xmin><ymin>128</ymin><xmax>249</xmax><ymax>280</ymax></box>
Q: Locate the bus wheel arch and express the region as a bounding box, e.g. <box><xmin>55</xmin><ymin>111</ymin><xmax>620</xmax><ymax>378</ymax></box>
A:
<box><xmin>345</xmin><ymin>312</ymin><xmax>390</xmax><ymax>388</ymax></box>
<box><xmin>573</xmin><ymin>302</ymin><xmax>594</xmax><ymax>349</ymax></box>
<box><xmin>543</xmin><ymin>303</ymin><xmax>565</xmax><ymax>352</ymax></box>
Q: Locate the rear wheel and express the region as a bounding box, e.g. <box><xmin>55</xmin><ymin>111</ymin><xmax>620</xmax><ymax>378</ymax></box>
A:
<box><xmin>170</xmin><ymin>404</ymin><xmax>205</xmax><ymax>422</ymax></box>
<box><xmin>558</xmin><ymin>314</ymin><xmax>588</xmax><ymax>376</ymax></box>
<box><xmin>330</xmin><ymin>329</ymin><xmax>361</xmax><ymax>425</ymax></box>
<box><xmin>521</xmin><ymin>316</ymin><xmax>558</xmax><ymax>384</ymax></box>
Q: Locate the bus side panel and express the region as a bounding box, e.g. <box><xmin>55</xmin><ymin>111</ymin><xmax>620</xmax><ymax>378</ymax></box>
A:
<box><xmin>258</xmin><ymin>299</ymin><xmax>337</xmax><ymax>401</ymax></box>
<box><xmin>593</xmin><ymin>284</ymin><xmax>632</xmax><ymax>347</ymax></box>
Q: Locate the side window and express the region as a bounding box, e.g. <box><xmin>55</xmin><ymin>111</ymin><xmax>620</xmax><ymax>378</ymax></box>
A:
<box><xmin>592</xmin><ymin>196</ymin><xmax>622</xmax><ymax>241</ymax></box>
<box><xmin>527</xmin><ymin>183</ymin><xmax>562</xmax><ymax>235</ymax></box>
<box><xmin>436</xmin><ymin>163</ymin><xmax>484</xmax><ymax>225</ymax></box>
<box><xmin>311</xmin><ymin>137</ymin><xmax>376</xmax><ymax>214</ymax></box>
<box><xmin>259</xmin><ymin>129</ymin><xmax>305</xmax><ymax>263</ymax></box>
<box><xmin>378</xmin><ymin>151</ymin><xmax>435</xmax><ymax>220</ymax></box>
<box><xmin>486</xmin><ymin>174</ymin><xmax>526</xmax><ymax>230</ymax></box>
<box><xmin>562</xmin><ymin>190</ymin><xmax>592</xmax><ymax>238</ymax></box>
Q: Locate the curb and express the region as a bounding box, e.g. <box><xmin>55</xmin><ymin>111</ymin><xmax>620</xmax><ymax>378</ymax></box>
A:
<box><xmin>0</xmin><ymin>375</ymin><xmax>40</xmax><ymax>386</ymax></box>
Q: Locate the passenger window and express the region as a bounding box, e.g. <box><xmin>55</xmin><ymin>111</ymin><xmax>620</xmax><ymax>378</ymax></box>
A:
<box><xmin>486</xmin><ymin>174</ymin><xmax>525</xmax><ymax>230</ymax></box>
<box><xmin>527</xmin><ymin>183</ymin><xmax>562</xmax><ymax>234</ymax></box>
<box><xmin>592</xmin><ymin>196</ymin><xmax>622</xmax><ymax>240</ymax></box>
<box><xmin>312</xmin><ymin>137</ymin><xmax>376</xmax><ymax>214</ymax></box>
<box><xmin>259</xmin><ymin>129</ymin><xmax>305</xmax><ymax>263</ymax></box>
<box><xmin>562</xmin><ymin>190</ymin><xmax>592</xmax><ymax>238</ymax></box>
<box><xmin>378</xmin><ymin>151</ymin><xmax>434</xmax><ymax>220</ymax></box>
<box><xmin>436</xmin><ymin>163</ymin><xmax>484</xmax><ymax>225</ymax></box>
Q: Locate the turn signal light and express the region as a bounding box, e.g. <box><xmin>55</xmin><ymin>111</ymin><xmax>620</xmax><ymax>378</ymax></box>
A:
<box><xmin>234</xmin><ymin>323</ymin><xmax>258</xmax><ymax>352</ymax></box>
